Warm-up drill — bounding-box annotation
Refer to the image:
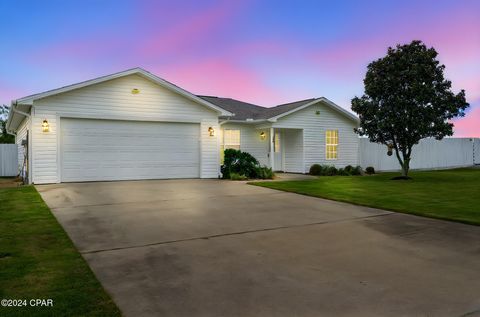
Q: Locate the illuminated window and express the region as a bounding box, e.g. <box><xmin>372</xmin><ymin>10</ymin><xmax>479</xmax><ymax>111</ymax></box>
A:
<box><xmin>221</xmin><ymin>129</ymin><xmax>240</xmax><ymax>163</ymax></box>
<box><xmin>326</xmin><ymin>130</ymin><xmax>338</xmax><ymax>160</ymax></box>
<box><xmin>223</xmin><ymin>129</ymin><xmax>240</xmax><ymax>150</ymax></box>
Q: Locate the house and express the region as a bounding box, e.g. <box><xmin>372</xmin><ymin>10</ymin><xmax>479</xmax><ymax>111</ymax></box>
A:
<box><xmin>6</xmin><ymin>68</ymin><xmax>359</xmax><ymax>184</ymax></box>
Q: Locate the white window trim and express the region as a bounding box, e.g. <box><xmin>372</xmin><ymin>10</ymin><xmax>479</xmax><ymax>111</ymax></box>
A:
<box><xmin>325</xmin><ymin>129</ymin><xmax>338</xmax><ymax>160</ymax></box>
<box><xmin>222</xmin><ymin>129</ymin><xmax>241</xmax><ymax>150</ymax></box>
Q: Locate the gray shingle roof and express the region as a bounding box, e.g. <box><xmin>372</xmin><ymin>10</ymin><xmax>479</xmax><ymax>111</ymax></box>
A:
<box><xmin>197</xmin><ymin>95</ymin><xmax>317</xmax><ymax>120</ymax></box>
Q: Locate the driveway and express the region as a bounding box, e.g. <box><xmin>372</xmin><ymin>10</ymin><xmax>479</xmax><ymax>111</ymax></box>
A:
<box><xmin>37</xmin><ymin>179</ymin><xmax>480</xmax><ymax>317</ymax></box>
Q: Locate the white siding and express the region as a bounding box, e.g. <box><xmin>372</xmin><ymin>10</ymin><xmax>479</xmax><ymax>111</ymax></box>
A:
<box><xmin>284</xmin><ymin>129</ymin><xmax>303</xmax><ymax>173</ymax></box>
<box><xmin>31</xmin><ymin>74</ymin><xmax>219</xmax><ymax>183</ymax></box>
<box><xmin>359</xmin><ymin>138</ymin><xmax>477</xmax><ymax>171</ymax></box>
<box><xmin>273</xmin><ymin>102</ymin><xmax>358</xmax><ymax>172</ymax></box>
<box><xmin>221</xmin><ymin>123</ymin><xmax>270</xmax><ymax>166</ymax></box>
<box><xmin>16</xmin><ymin>117</ymin><xmax>29</xmax><ymax>175</ymax></box>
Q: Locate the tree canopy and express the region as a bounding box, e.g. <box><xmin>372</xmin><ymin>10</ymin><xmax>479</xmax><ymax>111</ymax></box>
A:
<box><xmin>0</xmin><ymin>104</ymin><xmax>15</xmax><ymax>144</ymax></box>
<box><xmin>351</xmin><ymin>40</ymin><xmax>469</xmax><ymax>177</ymax></box>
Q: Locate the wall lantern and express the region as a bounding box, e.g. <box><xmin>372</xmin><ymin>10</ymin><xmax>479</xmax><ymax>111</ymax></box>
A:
<box><xmin>131</xmin><ymin>88</ymin><xmax>140</xmax><ymax>94</ymax></box>
<box><xmin>315</xmin><ymin>110</ymin><xmax>321</xmax><ymax>115</ymax></box>
<box><xmin>208</xmin><ymin>126</ymin><xmax>215</xmax><ymax>136</ymax></box>
<box><xmin>260</xmin><ymin>131</ymin><xmax>266</xmax><ymax>140</ymax></box>
<box><xmin>42</xmin><ymin>119</ymin><xmax>50</xmax><ymax>133</ymax></box>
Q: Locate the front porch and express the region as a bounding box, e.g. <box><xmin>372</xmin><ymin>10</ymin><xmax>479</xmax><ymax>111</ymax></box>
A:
<box><xmin>267</xmin><ymin>127</ymin><xmax>304</xmax><ymax>173</ymax></box>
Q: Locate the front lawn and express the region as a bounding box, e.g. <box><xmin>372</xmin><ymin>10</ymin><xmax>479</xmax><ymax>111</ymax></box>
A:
<box><xmin>252</xmin><ymin>168</ymin><xmax>480</xmax><ymax>225</ymax></box>
<box><xmin>0</xmin><ymin>185</ymin><xmax>121</xmax><ymax>316</ymax></box>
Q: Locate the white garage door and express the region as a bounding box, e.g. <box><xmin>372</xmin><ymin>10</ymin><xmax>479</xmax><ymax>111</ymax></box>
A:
<box><xmin>61</xmin><ymin>118</ymin><xmax>200</xmax><ymax>182</ymax></box>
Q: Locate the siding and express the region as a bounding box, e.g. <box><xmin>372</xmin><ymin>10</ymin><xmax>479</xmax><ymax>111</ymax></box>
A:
<box><xmin>273</xmin><ymin>102</ymin><xmax>358</xmax><ymax>172</ymax></box>
<box><xmin>31</xmin><ymin>74</ymin><xmax>219</xmax><ymax>183</ymax></box>
<box><xmin>283</xmin><ymin>129</ymin><xmax>303</xmax><ymax>173</ymax></box>
<box><xmin>359</xmin><ymin>138</ymin><xmax>478</xmax><ymax>171</ymax></box>
<box><xmin>16</xmin><ymin>117</ymin><xmax>29</xmax><ymax>176</ymax></box>
<box><xmin>221</xmin><ymin>123</ymin><xmax>270</xmax><ymax>166</ymax></box>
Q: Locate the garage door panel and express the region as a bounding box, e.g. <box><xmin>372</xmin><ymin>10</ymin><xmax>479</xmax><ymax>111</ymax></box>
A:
<box><xmin>61</xmin><ymin>118</ymin><xmax>200</xmax><ymax>182</ymax></box>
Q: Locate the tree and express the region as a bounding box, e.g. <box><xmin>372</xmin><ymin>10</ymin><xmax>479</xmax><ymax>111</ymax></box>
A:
<box><xmin>0</xmin><ymin>104</ymin><xmax>15</xmax><ymax>144</ymax></box>
<box><xmin>351</xmin><ymin>40</ymin><xmax>469</xmax><ymax>178</ymax></box>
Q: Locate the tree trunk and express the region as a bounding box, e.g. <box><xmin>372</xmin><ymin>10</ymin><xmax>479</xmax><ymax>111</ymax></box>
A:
<box><xmin>402</xmin><ymin>158</ymin><xmax>410</xmax><ymax>177</ymax></box>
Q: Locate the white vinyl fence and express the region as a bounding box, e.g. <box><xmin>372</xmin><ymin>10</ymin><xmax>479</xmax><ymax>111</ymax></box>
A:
<box><xmin>0</xmin><ymin>144</ymin><xmax>18</xmax><ymax>177</ymax></box>
<box><xmin>359</xmin><ymin>138</ymin><xmax>478</xmax><ymax>171</ymax></box>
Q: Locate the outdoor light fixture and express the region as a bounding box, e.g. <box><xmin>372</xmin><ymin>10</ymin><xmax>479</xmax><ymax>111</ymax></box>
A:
<box><xmin>316</xmin><ymin>110</ymin><xmax>321</xmax><ymax>115</ymax></box>
<box><xmin>42</xmin><ymin>119</ymin><xmax>50</xmax><ymax>133</ymax></box>
<box><xmin>208</xmin><ymin>126</ymin><xmax>215</xmax><ymax>136</ymax></box>
<box><xmin>260</xmin><ymin>131</ymin><xmax>266</xmax><ymax>140</ymax></box>
<box><xmin>131</xmin><ymin>88</ymin><xmax>140</xmax><ymax>94</ymax></box>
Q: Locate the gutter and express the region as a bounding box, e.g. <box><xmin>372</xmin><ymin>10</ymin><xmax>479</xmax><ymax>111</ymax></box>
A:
<box><xmin>5</xmin><ymin>101</ymin><xmax>31</xmax><ymax>134</ymax></box>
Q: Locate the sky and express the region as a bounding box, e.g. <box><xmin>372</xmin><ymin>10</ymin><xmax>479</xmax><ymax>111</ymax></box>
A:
<box><xmin>0</xmin><ymin>0</ymin><xmax>479</xmax><ymax>136</ymax></box>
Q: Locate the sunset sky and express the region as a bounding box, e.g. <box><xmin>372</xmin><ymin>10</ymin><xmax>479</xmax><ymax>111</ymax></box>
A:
<box><xmin>1</xmin><ymin>0</ymin><xmax>478</xmax><ymax>136</ymax></box>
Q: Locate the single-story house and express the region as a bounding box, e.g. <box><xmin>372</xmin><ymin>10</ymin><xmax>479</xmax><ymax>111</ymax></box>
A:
<box><xmin>6</xmin><ymin>68</ymin><xmax>359</xmax><ymax>184</ymax></box>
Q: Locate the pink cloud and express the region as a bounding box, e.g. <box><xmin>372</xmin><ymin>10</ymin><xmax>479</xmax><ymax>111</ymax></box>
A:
<box><xmin>453</xmin><ymin>103</ymin><xmax>480</xmax><ymax>137</ymax></box>
<box><xmin>139</xmin><ymin>1</ymin><xmax>245</xmax><ymax>57</ymax></box>
<box><xmin>152</xmin><ymin>59</ymin><xmax>285</xmax><ymax>106</ymax></box>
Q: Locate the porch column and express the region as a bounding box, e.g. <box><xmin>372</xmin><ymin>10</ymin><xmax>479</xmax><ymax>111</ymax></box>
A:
<box><xmin>269</xmin><ymin>127</ymin><xmax>274</xmax><ymax>169</ymax></box>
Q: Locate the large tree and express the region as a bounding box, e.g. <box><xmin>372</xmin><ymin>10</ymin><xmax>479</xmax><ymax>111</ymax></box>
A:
<box><xmin>351</xmin><ymin>40</ymin><xmax>469</xmax><ymax>177</ymax></box>
<box><xmin>0</xmin><ymin>104</ymin><xmax>14</xmax><ymax>144</ymax></box>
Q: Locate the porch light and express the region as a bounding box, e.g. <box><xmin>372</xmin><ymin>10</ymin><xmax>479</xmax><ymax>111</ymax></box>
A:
<box><xmin>208</xmin><ymin>126</ymin><xmax>215</xmax><ymax>136</ymax></box>
<box><xmin>260</xmin><ymin>131</ymin><xmax>266</xmax><ymax>140</ymax></box>
<box><xmin>131</xmin><ymin>88</ymin><xmax>140</xmax><ymax>94</ymax></box>
<box><xmin>42</xmin><ymin>119</ymin><xmax>50</xmax><ymax>133</ymax></box>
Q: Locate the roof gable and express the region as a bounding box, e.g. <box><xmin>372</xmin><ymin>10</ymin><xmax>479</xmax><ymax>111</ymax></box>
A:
<box><xmin>14</xmin><ymin>68</ymin><xmax>232</xmax><ymax>116</ymax></box>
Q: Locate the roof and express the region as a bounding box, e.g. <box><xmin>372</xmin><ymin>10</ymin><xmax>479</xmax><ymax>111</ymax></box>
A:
<box><xmin>7</xmin><ymin>68</ymin><xmax>358</xmax><ymax>132</ymax></box>
<box><xmin>12</xmin><ymin>67</ymin><xmax>232</xmax><ymax>111</ymax></box>
<box><xmin>198</xmin><ymin>96</ymin><xmax>358</xmax><ymax>122</ymax></box>
<box><xmin>7</xmin><ymin>67</ymin><xmax>232</xmax><ymax>132</ymax></box>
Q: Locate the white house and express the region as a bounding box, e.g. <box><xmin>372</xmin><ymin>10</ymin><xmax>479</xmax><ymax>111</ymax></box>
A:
<box><xmin>6</xmin><ymin>68</ymin><xmax>359</xmax><ymax>184</ymax></box>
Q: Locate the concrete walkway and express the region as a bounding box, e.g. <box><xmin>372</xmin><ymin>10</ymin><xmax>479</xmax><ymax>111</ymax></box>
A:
<box><xmin>37</xmin><ymin>179</ymin><xmax>480</xmax><ymax>317</ymax></box>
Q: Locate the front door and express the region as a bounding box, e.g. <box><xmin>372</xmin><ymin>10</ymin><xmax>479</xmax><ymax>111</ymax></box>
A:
<box><xmin>274</xmin><ymin>130</ymin><xmax>283</xmax><ymax>171</ymax></box>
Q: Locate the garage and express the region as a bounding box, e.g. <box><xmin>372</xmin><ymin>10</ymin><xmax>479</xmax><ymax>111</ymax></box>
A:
<box><xmin>60</xmin><ymin>118</ymin><xmax>200</xmax><ymax>182</ymax></box>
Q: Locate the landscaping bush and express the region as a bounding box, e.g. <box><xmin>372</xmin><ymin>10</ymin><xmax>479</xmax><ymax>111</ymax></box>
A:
<box><xmin>309</xmin><ymin>164</ymin><xmax>364</xmax><ymax>176</ymax></box>
<box><xmin>324</xmin><ymin>165</ymin><xmax>338</xmax><ymax>176</ymax></box>
<box><xmin>222</xmin><ymin>149</ymin><xmax>259</xmax><ymax>179</ymax></box>
<box><xmin>230</xmin><ymin>173</ymin><xmax>248</xmax><ymax>180</ymax></box>
<box><xmin>365</xmin><ymin>166</ymin><xmax>375</xmax><ymax>174</ymax></box>
<box><xmin>344</xmin><ymin>165</ymin><xmax>354</xmax><ymax>174</ymax></box>
<box><xmin>221</xmin><ymin>149</ymin><xmax>274</xmax><ymax>179</ymax></box>
<box><xmin>351</xmin><ymin>165</ymin><xmax>363</xmax><ymax>175</ymax></box>
<box><xmin>309</xmin><ymin>164</ymin><xmax>323</xmax><ymax>175</ymax></box>
<box><xmin>256</xmin><ymin>166</ymin><xmax>275</xmax><ymax>179</ymax></box>
<box><xmin>337</xmin><ymin>168</ymin><xmax>350</xmax><ymax>176</ymax></box>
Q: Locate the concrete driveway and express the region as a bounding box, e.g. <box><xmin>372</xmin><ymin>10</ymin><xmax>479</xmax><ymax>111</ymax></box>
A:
<box><xmin>37</xmin><ymin>179</ymin><xmax>480</xmax><ymax>317</ymax></box>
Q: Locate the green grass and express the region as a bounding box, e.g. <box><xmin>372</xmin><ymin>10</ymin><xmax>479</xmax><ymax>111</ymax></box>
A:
<box><xmin>0</xmin><ymin>186</ymin><xmax>121</xmax><ymax>317</ymax></box>
<box><xmin>252</xmin><ymin>168</ymin><xmax>480</xmax><ymax>225</ymax></box>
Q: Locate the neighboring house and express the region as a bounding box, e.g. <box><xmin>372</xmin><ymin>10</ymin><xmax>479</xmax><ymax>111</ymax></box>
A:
<box><xmin>6</xmin><ymin>68</ymin><xmax>359</xmax><ymax>184</ymax></box>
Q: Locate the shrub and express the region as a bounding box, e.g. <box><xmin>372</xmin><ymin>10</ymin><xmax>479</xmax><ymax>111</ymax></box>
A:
<box><xmin>351</xmin><ymin>165</ymin><xmax>363</xmax><ymax>175</ymax></box>
<box><xmin>222</xmin><ymin>149</ymin><xmax>259</xmax><ymax>179</ymax></box>
<box><xmin>230</xmin><ymin>173</ymin><xmax>248</xmax><ymax>180</ymax></box>
<box><xmin>256</xmin><ymin>166</ymin><xmax>275</xmax><ymax>179</ymax></box>
<box><xmin>309</xmin><ymin>164</ymin><xmax>323</xmax><ymax>175</ymax></box>
<box><xmin>337</xmin><ymin>168</ymin><xmax>350</xmax><ymax>176</ymax></box>
<box><xmin>324</xmin><ymin>165</ymin><xmax>338</xmax><ymax>176</ymax></box>
<box><xmin>344</xmin><ymin>165</ymin><xmax>354</xmax><ymax>173</ymax></box>
<box><xmin>365</xmin><ymin>166</ymin><xmax>375</xmax><ymax>175</ymax></box>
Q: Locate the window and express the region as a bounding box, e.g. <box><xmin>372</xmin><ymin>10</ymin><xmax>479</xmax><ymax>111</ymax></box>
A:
<box><xmin>325</xmin><ymin>130</ymin><xmax>338</xmax><ymax>160</ymax></box>
<box><xmin>221</xmin><ymin>129</ymin><xmax>240</xmax><ymax>163</ymax></box>
<box><xmin>223</xmin><ymin>129</ymin><xmax>240</xmax><ymax>150</ymax></box>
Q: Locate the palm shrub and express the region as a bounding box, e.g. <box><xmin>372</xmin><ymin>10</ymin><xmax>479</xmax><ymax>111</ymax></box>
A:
<box><xmin>221</xmin><ymin>149</ymin><xmax>274</xmax><ymax>179</ymax></box>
